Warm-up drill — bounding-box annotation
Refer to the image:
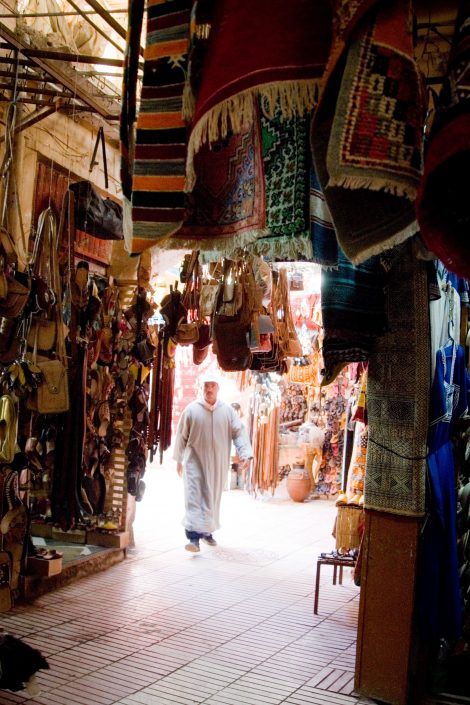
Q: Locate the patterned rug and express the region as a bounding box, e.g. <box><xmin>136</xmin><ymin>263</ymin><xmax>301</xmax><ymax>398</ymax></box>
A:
<box><xmin>186</xmin><ymin>0</ymin><xmax>331</xmax><ymax>187</ymax></box>
<box><xmin>365</xmin><ymin>241</ymin><xmax>430</xmax><ymax>517</ymax></box>
<box><xmin>121</xmin><ymin>0</ymin><xmax>191</xmax><ymax>254</ymax></box>
<box><xmin>320</xmin><ymin>248</ymin><xmax>387</xmax><ymax>385</ymax></box>
<box><xmin>247</xmin><ymin>102</ymin><xmax>311</xmax><ymax>261</ymax></box>
<box><xmin>169</xmin><ymin>116</ymin><xmax>266</xmax><ymax>252</ymax></box>
<box><xmin>416</xmin><ymin>1</ymin><xmax>470</xmax><ymax>279</ymax></box>
<box><xmin>311</xmin><ymin>0</ymin><xmax>423</xmax><ymax>265</ymax></box>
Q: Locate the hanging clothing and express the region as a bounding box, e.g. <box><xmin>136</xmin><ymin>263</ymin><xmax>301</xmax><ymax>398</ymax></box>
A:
<box><xmin>430</xmin><ymin>280</ymin><xmax>461</xmax><ymax>381</ymax></box>
<box><xmin>173</xmin><ymin>400</ymin><xmax>253</xmax><ymax>533</ymax></box>
<box><xmin>418</xmin><ymin>341</ymin><xmax>469</xmax><ymax>641</ymax></box>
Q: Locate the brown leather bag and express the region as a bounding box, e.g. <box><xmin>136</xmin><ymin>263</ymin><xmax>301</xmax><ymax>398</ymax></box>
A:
<box><xmin>213</xmin><ymin>316</ymin><xmax>252</xmax><ymax>371</ymax></box>
<box><xmin>0</xmin><ymin>273</ymin><xmax>30</xmax><ymax>319</ymax></box>
<box><xmin>36</xmin><ymin>359</ymin><xmax>69</xmax><ymax>414</ymax></box>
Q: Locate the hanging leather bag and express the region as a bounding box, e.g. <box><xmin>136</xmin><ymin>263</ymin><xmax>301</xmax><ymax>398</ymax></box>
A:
<box><xmin>28</xmin><ymin>211</ymin><xmax>70</xmax><ymax>414</ymax></box>
<box><xmin>69</xmin><ymin>180</ymin><xmax>123</xmax><ymax>241</ymax></box>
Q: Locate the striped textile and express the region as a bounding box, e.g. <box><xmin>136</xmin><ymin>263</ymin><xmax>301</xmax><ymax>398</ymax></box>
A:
<box><xmin>121</xmin><ymin>0</ymin><xmax>191</xmax><ymax>254</ymax></box>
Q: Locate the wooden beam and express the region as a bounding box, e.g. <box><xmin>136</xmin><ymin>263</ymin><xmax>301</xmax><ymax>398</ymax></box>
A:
<box><xmin>0</xmin><ymin>82</ymin><xmax>72</xmax><ymax>97</ymax></box>
<box><xmin>0</xmin><ymin>103</ymin><xmax>58</xmax><ymax>141</ymax></box>
<box><xmin>80</xmin><ymin>0</ymin><xmax>144</xmax><ymax>57</ymax></box>
<box><xmin>21</xmin><ymin>48</ymin><xmax>125</xmax><ymax>66</ymax></box>
<box><xmin>0</xmin><ymin>21</ymin><xmax>120</xmax><ymax>119</ymax></box>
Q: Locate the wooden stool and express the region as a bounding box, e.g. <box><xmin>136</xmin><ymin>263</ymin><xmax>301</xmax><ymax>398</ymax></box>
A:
<box><xmin>314</xmin><ymin>553</ymin><xmax>357</xmax><ymax>614</ymax></box>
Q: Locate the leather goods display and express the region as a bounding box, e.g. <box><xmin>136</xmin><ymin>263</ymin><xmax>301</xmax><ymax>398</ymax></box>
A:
<box><xmin>68</xmin><ymin>180</ymin><xmax>123</xmax><ymax>241</ymax></box>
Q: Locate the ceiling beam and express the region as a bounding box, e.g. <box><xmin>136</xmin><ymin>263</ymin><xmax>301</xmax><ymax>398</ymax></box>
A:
<box><xmin>0</xmin><ymin>9</ymin><xmax>127</xmax><ymax>17</ymax></box>
<box><xmin>20</xmin><ymin>48</ymin><xmax>125</xmax><ymax>66</ymax></box>
<box><xmin>80</xmin><ymin>0</ymin><xmax>144</xmax><ymax>57</ymax></box>
<box><xmin>0</xmin><ymin>103</ymin><xmax>58</xmax><ymax>141</ymax></box>
<box><xmin>64</xmin><ymin>0</ymin><xmax>125</xmax><ymax>56</ymax></box>
<box><xmin>0</xmin><ymin>82</ymin><xmax>72</xmax><ymax>96</ymax></box>
<box><xmin>0</xmin><ymin>20</ymin><xmax>120</xmax><ymax>119</ymax></box>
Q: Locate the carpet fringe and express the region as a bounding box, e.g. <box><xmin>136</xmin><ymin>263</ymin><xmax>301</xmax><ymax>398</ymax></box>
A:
<box><xmin>327</xmin><ymin>174</ymin><xmax>418</xmax><ymax>201</ymax></box>
<box><xmin>157</xmin><ymin>227</ymin><xmax>271</xmax><ymax>255</ymax></box>
<box><xmin>186</xmin><ymin>80</ymin><xmax>320</xmax><ymax>191</ymax></box>
<box><xmin>349</xmin><ymin>219</ymin><xmax>420</xmax><ymax>265</ymax></box>
<box><xmin>156</xmin><ymin>229</ymin><xmax>314</xmax><ymax>263</ymax></box>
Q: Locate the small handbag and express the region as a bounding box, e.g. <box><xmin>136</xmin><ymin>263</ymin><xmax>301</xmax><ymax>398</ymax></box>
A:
<box><xmin>0</xmin><ymin>273</ymin><xmax>30</xmax><ymax>319</ymax></box>
<box><xmin>36</xmin><ymin>359</ymin><xmax>69</xmax><ymax>414</ymax></box>
<box><xmin>199</xmin><ymin>282</ymin><xmax>220</xmax><ymax>317</ymax></box>
<box><xmin>175</xmin><ymin>321</ymin><xmax>200</xmax><ymax>346</ymax></box>
<box><xmin>27</xmin><ymin>318</ymin><xmax>57</xmax><ymax>353</ymax></box>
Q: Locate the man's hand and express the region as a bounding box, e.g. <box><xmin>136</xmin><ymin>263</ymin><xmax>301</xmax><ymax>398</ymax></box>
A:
<box><xmin>238</xmin><ymin>458</ymin><xmax>251</xmax><ymax>472</ymax></box>
<box><xmin>176</xmin><ymin>462</ymin><xmax>183</xmax><ymax>477</ymax></box>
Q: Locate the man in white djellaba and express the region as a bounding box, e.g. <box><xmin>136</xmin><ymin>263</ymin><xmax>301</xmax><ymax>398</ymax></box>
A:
<box><xmin>173</xmin><ymin>373</ymin><xmax>253</xmax><ymax>552</ymax></box>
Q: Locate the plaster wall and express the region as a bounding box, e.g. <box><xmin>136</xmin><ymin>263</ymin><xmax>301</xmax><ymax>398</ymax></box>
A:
<box><xmin>1</xmin><ymin>106</ymin><xmax>121</xmax><ymax>268</ymax></box>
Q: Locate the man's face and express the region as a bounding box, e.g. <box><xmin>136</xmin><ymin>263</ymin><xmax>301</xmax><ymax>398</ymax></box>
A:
<box><xmin>203</xmin><ymin>382</ymin><xmax>219</xmax><ymax>405</ymax></box>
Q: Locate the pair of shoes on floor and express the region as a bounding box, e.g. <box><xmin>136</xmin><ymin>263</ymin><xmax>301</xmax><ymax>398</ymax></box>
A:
<box><xmin>202</xmin><ymin>534</ymin><xmax>217</xmax><ymax>546</ymax></box>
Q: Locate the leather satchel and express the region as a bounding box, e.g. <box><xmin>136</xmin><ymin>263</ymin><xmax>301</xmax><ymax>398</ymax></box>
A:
<box><xmin>199</xmin><ymin>282</ymin><xmax>220</xmax><ymax>318</ymax></box>
<box><xmin>175</xmin><ymin>321</ymin><xmax>200</xmax><ymax>346</ymax></box>
<box><xmin>36</xmin><ymin>359</ymin><xmax>69</xmax><ymax>414</ymax></box>
<box><xmin>0</xmin><ymin>273</ymin><xmax>30</xmax><ymax>319</ymax></box>
<box><xmin>27</xmin><ymin>318</ymin><xmax>57</xmax><ymax>352</ymax></box>
<box><xmin>213</xmin><ymin>316</ymin><xmax>252</xmax><ymax>371</ymax></box>
<box><xmin>69</xmin><ymin>180</ymin><xmax>123</xmax><ymax>240</ymax></box>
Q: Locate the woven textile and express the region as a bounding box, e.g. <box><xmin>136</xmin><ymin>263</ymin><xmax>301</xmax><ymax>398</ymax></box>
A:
<box><xmin>320</xmin><ymin>247</ymin><xmax>387</xmax><ymax>385</ymax></box>
<box><xmin>121</xmin><ymin>0</ymin><xmax>191</xmax><ymax>254</ymax></box>
<box><xmin>250</xmin><ymin>103</ymin><xmax>311</xmax><ymax>261</ymax></box>
<box><xmin>169</xmin><ymin>118</ymin><xmax>265</xmax><ymax>252</ymax></box>
<box><xmin>186</xmin><ymin>0</ymin><xmax>331</xmax><ymax>187</ymax></box>
<box><xmin>311</xmin><ymin>0</ymin><xmax>423</xmax><ymax>265</ymax></box>
<box><xmin>310</xmin><ymin>168</ymin><xmax>338</xmax><ymax>268</ymax></box>
<box><xmin>416</xmin><ymin>1</ymin><xmax>470</xmax><ymax>279</ymax></box>
<box><xmin>365</xmin><ymin>241</ymin><xmax>430</xmax><ymax>517</ymax></box>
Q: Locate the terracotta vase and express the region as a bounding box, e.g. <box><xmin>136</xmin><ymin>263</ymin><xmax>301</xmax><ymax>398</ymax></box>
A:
<box><xmin>286</xmin><ymin>466</ymin><xmax>312</xmax><ymax>502</ymax></box>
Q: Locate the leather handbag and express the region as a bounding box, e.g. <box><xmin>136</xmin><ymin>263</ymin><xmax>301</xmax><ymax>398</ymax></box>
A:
<box><xmin>213</xmin><ymin>316</ymin><xmax>252</xmax><ymax>371</ymax></box>
<box><xmin>0</xmin><ymin>273</ymin><xmax>30</xmax><ymax>319</ymax></box>
<box><xmin>175</xmin><ymin>321</ymin><xmax>200</xmax><ymax>346</ymax></box>
<box><xmin>199</xmin><ymin>282</ymin><xmax>220</xmax><ymax>317</ymax></box>
<box><xmin>27</xmin><ymin>318</ymin><xmax>57</xmax><ymax>352</ymax></box>
<box><xmin>69</xmin><ymin>180</ymin><xmax>123</xmax><ymax>240</ymax></box>
<box><xmin>36</xmin><ymin>359</ymin><xmax>69</xmax><ymax>414</ymax></box>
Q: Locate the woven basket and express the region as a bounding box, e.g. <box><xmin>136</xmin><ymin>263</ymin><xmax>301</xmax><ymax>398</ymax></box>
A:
<box><xmin>335</xmin><ymin>505</ymin><xmax>363</xmax><ymax>551</ymax></box>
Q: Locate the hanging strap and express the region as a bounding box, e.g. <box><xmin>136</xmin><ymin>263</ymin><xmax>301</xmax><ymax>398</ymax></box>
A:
<box><xmin>89</xmin><ymin>127</ymin><xmax>109</xmax><ymax>190</ymax></box>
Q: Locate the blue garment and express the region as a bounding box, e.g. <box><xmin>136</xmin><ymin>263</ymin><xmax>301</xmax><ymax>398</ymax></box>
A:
<box><xmin>419</xmin><ymin>342</ymin><xmax>469</xmax><ymax>640</ymax></box>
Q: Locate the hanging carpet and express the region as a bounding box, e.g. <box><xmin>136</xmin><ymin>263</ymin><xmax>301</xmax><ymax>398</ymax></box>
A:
<box><xmin>246</xmin><ymin>102</ymin><xmax>312</xmax><ymax>261</ymax></box>
<box><xmin>169</xmin><ymin>115</ymin><xmax>266</xmax><ymax>252</ymax></box>
<box><xmin>185</xmin><ymin>0</ymin><xmax>332</xmax><ymax>188</ymax></box>
<box><xmin>416</xmin><ymin>1</ymin><xmax>470</xmax><ymax>279</ymax></box>
<box><xmin>120</xmin><ymin>0</ymin><xmax>191</xmax><ymax>254</ymax></box>
<box><xmin>311</xmin><ymin>0</ymin><xmax>424</xmax><ymax>265</ymax></box>
<box><xmin>320</xmin><ymin>248</ymin><xmax>387</xmax><ymax>385</ymax></box>
<box><xmin>365</xmin><ymin>241</ymin><xmax>430</xmax><ymax>517</ymax></box>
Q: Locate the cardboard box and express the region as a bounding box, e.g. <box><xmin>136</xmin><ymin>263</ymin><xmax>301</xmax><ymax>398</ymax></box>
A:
<box><xmin>27</xmin><ymin>556</ymin><xmax>63</xmax><ymax>577</ymax></box>
<box><xmin>86</xmin><ymin>531</ymin><xmax>129</xmax><ymax>549</ymax></box>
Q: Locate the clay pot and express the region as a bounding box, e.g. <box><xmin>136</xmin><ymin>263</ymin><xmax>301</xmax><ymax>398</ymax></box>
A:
<box><xmin>286</xmin><ymin>466</ymin><xmax>312</xmax><ymax>502</ymax></box>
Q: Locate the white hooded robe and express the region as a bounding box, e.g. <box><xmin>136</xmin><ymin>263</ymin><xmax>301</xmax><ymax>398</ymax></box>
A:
<box><xmin>173</xmin><ymin>400</ymin><xmax>253</xmax><ymax>533</ymax></box>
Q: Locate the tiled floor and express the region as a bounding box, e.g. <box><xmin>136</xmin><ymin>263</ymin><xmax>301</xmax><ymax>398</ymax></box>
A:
<box><xmin>0</xmin><ymin>464</ymin><xmax>374</xmax><ymax>705</ymax></box>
